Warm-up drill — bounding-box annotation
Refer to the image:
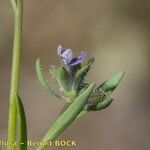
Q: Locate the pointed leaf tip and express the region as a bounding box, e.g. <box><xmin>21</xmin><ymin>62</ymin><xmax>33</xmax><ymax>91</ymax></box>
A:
<box><xmin>88</xmin><ymin>57</ymin><xmax>94</xmax><ymax>66</ymax></box>
<box><xmin>16</xmin><ymin>96</ymin><xmax>27</xmax><ymax>150</ymax></box>
<box><xmin>100</xmin><ymin>71</ymin><xmax>125</xmax><ymax>93</ymax></box>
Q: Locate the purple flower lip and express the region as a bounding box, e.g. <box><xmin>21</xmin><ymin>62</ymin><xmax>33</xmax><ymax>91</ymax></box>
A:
<box><xmin>57</xmin><ymin>45</ymin><xmax>86</xmax><ymax>67</ymax></box>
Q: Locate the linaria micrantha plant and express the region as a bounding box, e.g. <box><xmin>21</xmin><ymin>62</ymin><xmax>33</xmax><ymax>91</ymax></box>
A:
<box><xmin>6</xmin><ymin>0</ymin><xmax>125</xmax><ymax>150</ymax></box>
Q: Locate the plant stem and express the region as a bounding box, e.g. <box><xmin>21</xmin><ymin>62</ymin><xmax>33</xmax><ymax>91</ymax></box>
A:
<box><xmin>36</xmin><ymin>83</ymin><xmax>95</xmax><ymax>150</ymax></box>
<box><xmin>8</xmin><ymin>1</ymin><xmax>23</xmax><ymax>150</ymax></box>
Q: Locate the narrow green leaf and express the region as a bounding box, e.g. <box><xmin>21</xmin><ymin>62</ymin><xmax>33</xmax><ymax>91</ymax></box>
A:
<box><xmin>16</xmin><ymin>96</ymin><xmax>27</xmax><ymax>150</ymax></box>
<box><xmin>97</xmin><ymin>71</ymin><xmax>125</xmax><ymax>93</ymax></box>
<box><xmin>36</xmin><ymin>59</ymin><xmax>62</xmax><ymax>99</ymax></box>
<box><xmin>36</xmin><ymin>83</ymin><xmax>95</xmax><ymax>150</ymax></box>
<box><xmin>95</xmin><ymin>96</ymin><xmax>113</xmax><ymax>111</ymax></box>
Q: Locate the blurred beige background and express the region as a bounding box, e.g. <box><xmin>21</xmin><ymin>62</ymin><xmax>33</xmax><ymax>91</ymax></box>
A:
<box><xmin>0</xmin><ymin>0</ymin><xmax>150</xmax><ymax>150</ymax></box>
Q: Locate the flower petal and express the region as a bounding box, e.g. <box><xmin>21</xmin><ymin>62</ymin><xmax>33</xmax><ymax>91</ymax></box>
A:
<box><xmin>78</xmin><ymin>51</ymin><xmax>86</xmax><ymax>61</ymax></box>
<box><xmin>70</xmin><ymin>51</ymin><xmax>86</xmax><ymax>66</ymax></box>
<box><xmin>69</xmin><ymin>57</ymin><xmax>79</xmax><ymax>66</ymax></box>
<box><xmin>61</xmin><ymin>49</ymin><xmax>73</xmax><ymax>64</ymax></box>
<box><xmin>57</xmin><ymin>45</ymin><xmax>65</xmax><ymax>57</ymax></box>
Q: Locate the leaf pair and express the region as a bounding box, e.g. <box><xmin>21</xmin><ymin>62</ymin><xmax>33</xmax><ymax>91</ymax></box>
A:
<box><xmin>77</xmin><ymin>71</ymin><xmax>125</xmax><ymax>118</ymax></box>
<box><xmin>91</xmin><ymin>71</ymin><xmax>125</xmax><ymax>110</ymax></box>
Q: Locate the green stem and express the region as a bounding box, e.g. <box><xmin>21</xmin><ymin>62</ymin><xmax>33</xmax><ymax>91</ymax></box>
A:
<box><xmin>8</xmin><ymin>1</ymin><xmax>23</xmax><ymax>150</ymax></box>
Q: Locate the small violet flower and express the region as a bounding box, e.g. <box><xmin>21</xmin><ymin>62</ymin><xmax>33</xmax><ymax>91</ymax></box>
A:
<box><xmin>57</xmin><ymin>45</ymin><xmax>86</xmax><ymax>69</ymax></box>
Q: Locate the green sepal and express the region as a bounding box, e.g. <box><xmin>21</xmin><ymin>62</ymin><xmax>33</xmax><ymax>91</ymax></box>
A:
<box><xmin>36</xmin><ymin>59</ymin><xmax>62</xmax><ymax>99</ymax></box>
<box><xmin>97</xmin><ymin>71</ymin><xmax>125</xmax><ymax>93</ymax></box>
<box><xmin>36</xmin><ymin>83</ymin><xmax>95</xmax><ymax>150</ymax></box>
<box><xmin>49</xmin><ymin>66</ymin><xmax>71</xmax><ymax>93</ymax></box>
<box><xmin>77</xmin><ymin>96</ymin><xmax>113</xmax><ymax>118</ymax></box>
<box><xmin>88</xmin><ymin>96</ymin><xmax>113</xmax><ymax>111</ymax></box>
<box><xmin>75</xmin><ymin>65</ymin><xmax>90</xmax><ymax>82</ymax></box>
<box><xmin>87</xmin><ymin>57</ymin><xmax>94</xmax><ymax>66</ymax></box>
<box><xmin>71</xmin><ymin>63</ymin><xmax>82</xmax><ymax>76</ymax></box>
<box><xmin>16</xmin><ymin>96</ymin><xmax>27</xmax><ymax>150</ymax></box>
<box><xmin>74</xmin><ymin>58</ymin><xmax>94</xmax><ymax>91</ymax></box>
<box><xmin>87</xmin><ymin>90</ymin><xmax>105</xmax><ymax>107</ymax></box>
<box><xmin>75</xmin><ymin>58</ymin><xmax>94</xmax><ymax>81</ymax></box>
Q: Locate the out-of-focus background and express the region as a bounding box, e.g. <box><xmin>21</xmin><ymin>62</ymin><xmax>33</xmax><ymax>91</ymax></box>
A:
<box><xmin>0</xmin><ymin>0</ymin><xmax>150</xmax><ymax>150</ymax></box>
